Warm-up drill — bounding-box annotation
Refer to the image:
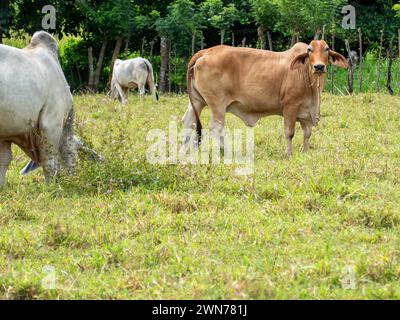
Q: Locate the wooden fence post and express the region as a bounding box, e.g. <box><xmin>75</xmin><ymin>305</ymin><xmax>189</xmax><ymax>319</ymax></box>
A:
<box><xmin>398</xmin><ymin>29</ymin><xmax>400</xmax><ymax>96</ymax></box>
<box><xmin>387</xmin><ymin>36</ymin><xmax>394</xmax><ymax>95</ymax></box>
<box><xmin>159</xmin><ymin>37</ymin><xmax>169</xmax><ymax>93</ymax></box>
<box><xmin>331</xmin><ymin>34</ymin><xmax>335</xmax><ymax>94</ymax></box>
<box><xmin>358</xmin><ymin>28</ymin><xmax>363</xmax><ymax>94</ymax></box>
<box><xmin>191</xmin><ymin>31</ymin><xmax>196</xmax><ymax>56</ymax></box>
<box><xmin>168</xmin><ymin>41</ymin><xmax>172</xmax><ymax>93</ymax></box>
<box><xmin>345</xmin><ymin>39</ymin><xmax>356</xmax><ymax>96</ymax></box>
<box><xmin>377</xmin><ymin>30</ymin><xmax>384</xmax><ymax>92</ymax></box>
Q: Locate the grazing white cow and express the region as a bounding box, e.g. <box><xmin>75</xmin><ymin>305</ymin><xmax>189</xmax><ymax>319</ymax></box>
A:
<box><xmin>0</xmin><ymin>31</ymin><xmax>77</xmax><ymax>187</ymax></box>
<box><xmin>110</xmin><ymin>57</ymin><xmax>158</xmax><ymax>105</ymax></box>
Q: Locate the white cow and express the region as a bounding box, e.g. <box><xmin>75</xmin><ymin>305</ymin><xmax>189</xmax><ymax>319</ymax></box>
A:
<box><xmin>110</xmin><ymin>57</ymin><xmax>158</xmax><ymax>105</ymax></box>
<box><xmin>0</xmin><ymin>31</ymin><xmax>77</xmax><ymax>187</ymax></box>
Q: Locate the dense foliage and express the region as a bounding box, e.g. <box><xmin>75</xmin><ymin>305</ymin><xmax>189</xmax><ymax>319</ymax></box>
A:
<box><xmin>0</xmin><ymin>0</ymin><xmax>399</xmax><ymax>92</ymax></box>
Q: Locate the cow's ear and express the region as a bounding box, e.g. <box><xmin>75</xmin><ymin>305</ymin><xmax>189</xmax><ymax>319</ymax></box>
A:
<box><xmin>329</xmin><ymin>50</ymin><xmax>349</xmax><ymax>69</ymax></box>
<box><xmin>290</xmin><ymin>53</ymin><xmax>309</xmax><ymax>70</ymax></box>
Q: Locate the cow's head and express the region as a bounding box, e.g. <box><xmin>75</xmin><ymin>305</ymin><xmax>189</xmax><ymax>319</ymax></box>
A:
<box><xmin>291</xmin><ymin>40</ymin><xmax>348</xmax><ymax>73</ymax></box>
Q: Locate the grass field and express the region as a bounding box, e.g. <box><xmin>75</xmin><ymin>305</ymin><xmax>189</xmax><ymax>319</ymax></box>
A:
<box><xmin>1</xmin><ymin>92</ymin><xmax>400</xmax><ymax>300</ymax></box>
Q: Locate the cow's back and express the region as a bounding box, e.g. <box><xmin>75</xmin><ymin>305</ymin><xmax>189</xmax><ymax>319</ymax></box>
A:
<box><xmin>0</xmin><ymin>43</ymin><xmax>70</xmax><ymax>139</ymax></box>
<box><xmin>0</xmin><ymin>45</ymin><xmax>47</xmax><ymax>137</ymax></box>
<box><xmin>113</xmin><ymin>58</ymin><xmax>148</xmax><ymax>88</ymax></box>
<box><xmin>192</xmin><ymin>45</ymin><xmax>309</xmax><ymax>117</ymax></box>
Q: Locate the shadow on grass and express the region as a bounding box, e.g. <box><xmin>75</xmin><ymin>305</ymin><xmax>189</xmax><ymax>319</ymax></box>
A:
<box><xmin>57</xmin><ymin>158</ymin><xmax>178</xmax><ymax>197</ymax></box>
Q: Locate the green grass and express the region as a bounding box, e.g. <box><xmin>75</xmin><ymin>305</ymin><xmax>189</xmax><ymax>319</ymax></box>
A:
<box><xmin>1</xmin><ymin>93</ymin><xmax>400</xmax><ymax>299</ymax></box>
<box><xmin>325</xmin><ymin>58</ymin><xmax>400</xmax><ymax>95</ymax></box>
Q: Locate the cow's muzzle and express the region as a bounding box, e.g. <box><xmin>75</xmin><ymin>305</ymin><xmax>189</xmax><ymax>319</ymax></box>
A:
<box><xmin>313</xmin><ymin>64</ymin><xmax>326</xmax><ymax>73</ymax></box>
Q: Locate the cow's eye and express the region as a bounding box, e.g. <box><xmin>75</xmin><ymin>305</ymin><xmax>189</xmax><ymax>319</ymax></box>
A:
<box><xmin>326</xmin><ymin>47</ymin><xmax>330</xmax><ymax>51</ymax></box>
<box><xmin>307</xmin><ymin>47</ymin><xmax>312</xmax><ymax>53</ymax></box>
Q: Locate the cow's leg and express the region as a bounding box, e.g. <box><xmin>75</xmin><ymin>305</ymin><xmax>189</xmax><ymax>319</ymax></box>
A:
<box><xmin>151</xmin><ymin>85</ymin><xmax>158</xmax><ymax>102</ymax></box>
<box><xmin>115</xmin><ymin>83</ymin><xmax>128</xmax><ymax>105</ymax></box>
<box><xmin>110</xmin><ymin>80</ymin><xmax>119</xmax><ymax>100</ymax></box>
<box><xmin>283</xmin><ymin>110</ymin><xmax>297</xmax><ymax>157</ymax></box>
<box><xmin>182</xmin><ymin>103</ymin><xmax>196</xmax><ymax>130</ymax></box>
<box><xmin>182</xmin><ymin>103</ymin><xmax>197</xmax><ymax>145</ymax></box>
<box><xmin>300</xmin><ymin>121</ymin><xmax>313</xmax><ymax>152</ymax></box>
<box><xmin>59</xmin><ymin>109</ymin><xmax>78</xmax><ymax>175</ymax></box>
<box><xmin>38</xmin><ymin>112</ymin><xmax>64</xmax><ymax>182</ymax></box>
<box><xmin>181</xmin><ymin>98</ymin><xmax>205</xmax><ymax>148</ymax></box>
<box><xmin>138</xmin><ymin>83</ymin><xmax>145</xmax><ymax>102</ymax></box>
<box><xmin>210</xmin><ymin>109</ymin><xmax>226</xmax><ymax>149</ymax></box>
<box><xmin>0</xmin><ymin>142</ymin><xmax>12</xmax><ymax>187</ymax></box>
<box><xmin>123</xmin><ymin>88</ymin><xmax>130</xmax><ymax>104</ymax></box>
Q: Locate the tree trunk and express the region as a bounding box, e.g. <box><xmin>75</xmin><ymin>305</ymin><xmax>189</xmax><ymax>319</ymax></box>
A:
<box><xmin>257</xmin><ymin>26</ymin><xmax>266</xmax><ymax>50</ymax></box>
<box><xmin>88</xmin><ymin>46</ymin><xmax>95</xmax><ymax>92</ymax></box>
<box><xmin>291</xmin><ymin>31</ymin><xmax>300</xmax><ymax>47</ymax></box>
<box><xmin>232</xmin><ymin>31</ymin><xmax>235</xmax><ymax>47</ymax></box>
<box><xmin>150</xmin><ymin>38</ymin><xmax>155</xmax><ymax>57</ymax></box>
<box><xmin>174</xmin><ymin>47</ymin><xmax>177</xmax><ymax>93</ymax></box>
<box><xmin>75</xmin><ymin>63</ymin><xmax>82</xmax><ymax>88</ymax></box>
<box><xmin>387</xmin><ymin>36</ymin><xmax>394</xmax><ymax>95</ymax></box>
<box><xmin>358</xmin><ymin>28</ymin><xmax>363</xmax><ymax>94</ymax></box>
<box><xmin>0</xmin><ymin>0</ymin><xmax>7</xmax><ymax>44</ymax></box>
<box><xmin>124</xmin><ymin>39</ymin><xmax>129</xmax><ymax>53</ymax></box>
<box><xmin>331</xmin><ymin>34</ymin><xmax>335</xmax><ymax>94</ymax></box>
<box><xmin>241</xmin><ymin>37</ymin><xmax>246</xmax><ymax>47</ymax></box>
<box><xmin>94</xmin><ymin>39</ymin><xmax>108</xmax><ymax>91</ymax></box>
<box><xmin>220</xmin><ymin>29</ymin><xmax>225</xmax><ymax>45</ymax></box>
<box><xmin>377</xmin><ymin>30</ymin><xmax>384</xmax><ymax>92</ymax></box>
<box><xmin>290</xmin><ymin>34</ymin><xmax>296</xmax><ymax>47</ymax></box>
<box><xmin>69</xmin><ymin>65</ymin><xmax>76</xmax><ymax>89</ymax></box>
<box><xmin>398</xmin><ymin>29</ymin><xmax>400</xmax><ymax>96</ymax></box>
<box><xmin>192</xmin><ymin>31</ymin><xmax>196</xmax><ymax>56</ymax></box>
<box><xmin>322</xmin><ymin>25</ymin><xmax>326</xmax><ymax>40</ymax></box>
<box><xmin>267</xmin><ymin>30</ymin><xmax>273</xmax><ymax>51</ymax></box>
<box><xmin>397</xmin><ymin>29</ymin><xmax>400</xmax><ymax>96</ymax></box>
<box><xmin>141</xmin><ymin>37</ymin><xmax>146</xmax><ymax>56</ymax></box>
<box><xmin>168</xmin><ymin>41</ymin><xmax>172</xmax><ymax>93</ymax></box>
<box><xmin>314</xmin><ymin>29</ymin><xmax>321</xmax><ymax>40</ymax></box>
<box><xmin>159</xmin><ymin>37</ymin><xmax>169</xmax><ymax>93</ymax></box>
<box><xmin>108</xmin><ymin>38</ymin><xmax>123</xmax><ymax>87</ymax></box>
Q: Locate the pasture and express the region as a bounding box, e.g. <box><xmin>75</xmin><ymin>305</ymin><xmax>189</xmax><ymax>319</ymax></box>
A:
<box><xmin>1</xmin><ymin>93</ymin><xmax>400</xmax><ymax>299</ymax></box>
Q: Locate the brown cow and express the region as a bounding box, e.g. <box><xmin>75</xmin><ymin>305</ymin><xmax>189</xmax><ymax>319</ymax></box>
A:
<box><xmin>182</xmin><ymin>40</ymin><xmax>348</xmax><ymax>156</ymax></box>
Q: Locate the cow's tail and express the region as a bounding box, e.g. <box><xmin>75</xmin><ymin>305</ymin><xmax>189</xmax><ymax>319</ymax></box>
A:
<box><xmin>109</xmin><ymin>78</ymin><xmax>117</xmax><ymax>99</ymax></box>
<box><xmin>187</xmin><ymin>51</ymin><xmax>205</xmax><ymax>144</ymax></box>
<box><xmin>143</xmin><ymin>59</ymin><xmax>159</xmax><ymax>101</ymax></box>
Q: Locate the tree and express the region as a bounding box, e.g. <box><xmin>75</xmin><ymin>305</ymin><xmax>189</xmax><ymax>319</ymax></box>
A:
<box><xmin>200</xmin><ymin>0</ymin><xmax>240</xmax><ymax>44</ymax></box>
<box><xmin>0</xmin><ymin>0</ymin><xmax>11</xmax><ymax>44</ymax></box>
<box><xmin>274</xmin><ymin>0</ymin><xmax>306</xmax><ymax>45</ymax></box>
<box><xmin>155</xmin><ymin>0</ymin><xmax>199</xmax><ymax>92</ymax></box>
<box><xmin>156</xmin><ymin>0</ymin><xmax>198</xmax><ymax>56</ymax></box>
<box><xmin>77</xmin><ymin>0</ymin><xmax>135</xmax><ymax>91</ymax></box>
<box><xmin>300</xmin><ymin>0</ymin><xmax>346</xmax><ymax>39</ymax></box>
<box><xmin>250</xmin><ymin>0</ymin><xmax>279</xmax><ymax>50</ymax></box>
